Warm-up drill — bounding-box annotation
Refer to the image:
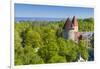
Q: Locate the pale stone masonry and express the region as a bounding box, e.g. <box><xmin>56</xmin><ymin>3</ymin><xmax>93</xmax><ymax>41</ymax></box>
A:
<box><xmin>63</xmin><ymin>16</ymin><xmax>82</xmax><ymax>42</ymax></box>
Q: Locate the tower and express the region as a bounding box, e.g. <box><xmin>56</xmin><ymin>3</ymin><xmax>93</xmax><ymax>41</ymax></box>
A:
<box><xmin>63</xmin><ymin>16</ymin><xmax>79</xmax><ymax>41</ymax></box>
<box><xmin>72</xmin><ymin>16</ymin><xmax>78</xmax><ymax>32</ymax></box>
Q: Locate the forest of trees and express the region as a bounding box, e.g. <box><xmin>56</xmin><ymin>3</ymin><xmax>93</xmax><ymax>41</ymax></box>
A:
<box><xmin>14</xmin><ymin>18</ymin><xmax>94</xmax><ymax>65</ymax></box>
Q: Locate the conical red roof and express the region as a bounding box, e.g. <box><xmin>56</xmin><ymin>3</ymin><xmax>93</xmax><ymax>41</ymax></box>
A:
<box><xmin>63</xmin><ymin>18</ymin><xmax>71</xmax><ymax>29</ymax></box>
<box><xmin>72</xmin><ymin>16</ymin><xmax>78</xmax><ymax>26</ymax></box>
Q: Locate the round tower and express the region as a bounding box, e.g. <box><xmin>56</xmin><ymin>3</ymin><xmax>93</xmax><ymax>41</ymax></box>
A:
<box><xmin>63</xmin><ymin>16</ymin><xmax>78</xmax><ymax>41</ymax></box>
<box><xmin>63</xmin><ymin>17</ymin><xmax>75</xmax><ymax>40</ymax></box>
<box><xmin>67</xmin><ymin>29</ymin><xmax>75</xmax><ymax>41</ymax></box>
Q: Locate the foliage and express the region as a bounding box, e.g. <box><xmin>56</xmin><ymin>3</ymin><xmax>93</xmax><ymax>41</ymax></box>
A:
<box><xmin>48</xmin><ymin>54</ymin><xmax>66</xmax><ymax>63</ymax></box>
<box><xmin>78</xmin><ymin>40</ymin><xmax>89</xmax><ymax>60</ymax></box>
<box><xmin>78</xmin><ymin>18</ymin><xmax>94</xmax><ymax>32</ymax></box>
<box><xmin>14</xmin><ymin>18</ymin><xmax>94</xmax><ymax>65</ymax></box>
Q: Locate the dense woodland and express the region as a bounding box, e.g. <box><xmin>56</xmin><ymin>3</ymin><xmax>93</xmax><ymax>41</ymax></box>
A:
<box><xmin>14</xmin><ymin>18</ymin><xmax>94</xmax><ymax>65</ymax></box>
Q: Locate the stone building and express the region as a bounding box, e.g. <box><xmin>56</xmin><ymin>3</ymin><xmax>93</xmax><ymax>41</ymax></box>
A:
<box><xmin>62</xmin><ymin>16</ymin><xmax>94</xmax><ymax>61</ymax></box>
<box><xmin>63</xmin><ymin>16</ymin><xmax>82</xmax><ymax>42</ymax></box>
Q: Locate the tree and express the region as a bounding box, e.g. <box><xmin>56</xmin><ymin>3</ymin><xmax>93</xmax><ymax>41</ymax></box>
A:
<box><xmin>79</xmin><ymin>40</ymin><xmax>89</xmax><ymax>60</ymax></box>
<box><xmin>57</xmin><ymin>38</ymin><xmax>79</xmax><ymax>62</ymax></box>
<box><xmin>14</xmin><ymin>30</ymin><xmax>24</xmax><ymax>65</ymax></box>
<box><xmin>48</xmin><ymin>54</ymin><xmax>66</xmax><ymax>63</ymax></box>
<box><xmin>38</xmin><ymin>42</ymin><xmax>59</xmax><ymax>63</ymax></box>
<box><xmin>57</xmin><ymin>38</ymin><xmax>68</xmax><ymax>56</ymax></box>
<box><xmin>24</xmin><ymin>28</ymin><xmax>43</xmax><ymax>48</ymax></box>
<box><xmin>65</xmin><ymin>40</ymin><xmax>79</xmax><ymax>62</ymax></box>
<box><xmin>23</xmin><ymin>46</ymin><xmax>44</xmax><ymax>64</ymax></box>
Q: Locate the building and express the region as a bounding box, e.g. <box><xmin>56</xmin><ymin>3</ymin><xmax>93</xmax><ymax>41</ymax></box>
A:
<box><xmin>62</xmin><ymin>16</ymin><xmax>94</xmax><ymax>61</ymax></box>
<box><xmin>63</xmin><ymin>16</ymin><xmax>94</xmax><ymax>43</ymax></box>
<box><xmin>63</xmin><ymin>16</ymin><xmax>82</xmax><ymax>42</ymax></box>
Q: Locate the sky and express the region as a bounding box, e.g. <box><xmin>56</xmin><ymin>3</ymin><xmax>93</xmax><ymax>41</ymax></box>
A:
<box><xmin>15</xmin><ymin>3</ymin><xmax>94</xmax><ymax>19</ymax></box>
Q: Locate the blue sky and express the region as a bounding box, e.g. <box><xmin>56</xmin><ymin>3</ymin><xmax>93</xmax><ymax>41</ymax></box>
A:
<box><xmin>15</xmin><ymin>3</ymin><xmax>94</xmax><ymax>18</ymax></box>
